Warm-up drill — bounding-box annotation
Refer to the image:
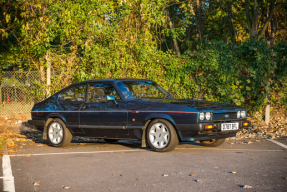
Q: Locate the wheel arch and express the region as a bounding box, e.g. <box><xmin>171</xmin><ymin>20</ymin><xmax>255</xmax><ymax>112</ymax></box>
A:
<box><xmin>45</xmin><ymin>113</ymin><xmax>67</xmax><ymax>125</ymax></box>
<box><xmin>43</xmin><ymin>113</ymin><xmax>68</xmax><ymax>140</ymax></box>
<box><xmin>143</xmin><ymin>114</ymin><xmax>183</xmax><ymax>142</ymax></box>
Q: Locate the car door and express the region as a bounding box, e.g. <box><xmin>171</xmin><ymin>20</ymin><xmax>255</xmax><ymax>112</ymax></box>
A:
<box><xmin>58</xmin><ymin>84</ymin><xmax>86</xmax><ymax>130</ymax></box>
<box><xmin>79</xmin><ymin>82</ymin><xmax>128</xmax><ymax>138</ymax></box>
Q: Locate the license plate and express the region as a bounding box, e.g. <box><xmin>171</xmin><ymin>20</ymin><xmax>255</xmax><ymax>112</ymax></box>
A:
<box><xmin>221</xmin><ymin>123</ymin><xmax>239</xmax><ymax>131</ymax></box>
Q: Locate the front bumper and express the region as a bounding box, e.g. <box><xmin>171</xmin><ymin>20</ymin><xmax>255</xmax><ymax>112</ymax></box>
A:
<box><xmin>176</xmin><ymin>120</ymin><xmax>251</xmax><ymax>142</ymax></box>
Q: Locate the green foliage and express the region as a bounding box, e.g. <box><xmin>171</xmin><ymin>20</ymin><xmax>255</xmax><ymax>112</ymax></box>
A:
<box><xmin>1</xmin><ymin>0</ymin><xmax>287</xmax><ymax>114</ymax></box>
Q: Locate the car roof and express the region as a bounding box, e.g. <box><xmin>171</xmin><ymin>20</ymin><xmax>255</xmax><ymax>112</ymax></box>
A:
<box><xmin>68</xmin><ymin>78</ymin><xmax>155</xmax><ymax>87</ymax></box>
<box><xmin>78</xmin><ymin>78</ymin><xmax>153</xmax><ymax>84</ymax></box>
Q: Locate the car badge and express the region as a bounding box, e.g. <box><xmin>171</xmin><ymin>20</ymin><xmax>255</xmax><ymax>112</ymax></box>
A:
<box><xmin>225</xmin><ymin>114</ymin><xmax>229</xmax><ymax>118</ymax></box>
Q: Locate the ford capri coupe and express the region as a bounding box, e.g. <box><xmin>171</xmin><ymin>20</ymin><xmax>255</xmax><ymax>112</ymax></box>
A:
<box><xmin>28</xmin><ymin>79</ymin><xmax>250</xmax><ymax>152</ymax></box>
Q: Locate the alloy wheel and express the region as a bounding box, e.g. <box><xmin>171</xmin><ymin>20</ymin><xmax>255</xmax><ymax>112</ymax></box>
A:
<box><xmin>48</xmin><ymin>122</ymin><xmax>64</xmax><ymax>144</ymax></box>
<box><xmin>149</xmin><ymin>122</ymin><xmax>170</xmax><ymax>149</ymax></box>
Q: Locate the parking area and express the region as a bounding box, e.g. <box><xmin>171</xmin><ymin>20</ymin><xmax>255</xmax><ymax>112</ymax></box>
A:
<box><xmin>2</xmin><ymin>138</ymin><xmax>287</xmax><ymax>192</ymax></box>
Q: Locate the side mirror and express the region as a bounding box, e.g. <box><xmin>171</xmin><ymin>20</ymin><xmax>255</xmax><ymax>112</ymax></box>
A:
<box><xmin>106</xmin><ymin>95</ymin><xmax>117</xmax><ymax>104</ymax></box>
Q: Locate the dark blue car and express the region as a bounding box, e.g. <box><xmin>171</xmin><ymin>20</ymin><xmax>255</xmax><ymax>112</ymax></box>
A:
<box><xmin>28</xmin><ymin>79</ymin><xmax>250</xmax><ymax>152</ymax></box>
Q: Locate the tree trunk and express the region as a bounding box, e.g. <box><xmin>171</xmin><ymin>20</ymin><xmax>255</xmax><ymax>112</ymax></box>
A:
<box><xmin>227</xmin><ymin>5</ymin><xmax>236</xmax><ymax>44</ymax></box>
<box><xmin>245</xmin><ymin>0</ymin><xmax>275</xmax><ymax>39</ymax></box>
<box><xmin>196</xmin><ymin>0</ymin><xmax>204</xmax><ymax>42</ymax></box>
<box><xmin>166</xmin><ymin>9</ymin><xmax>181</xmax><ymax>56</ymax></box>
<box><xmin>40</xmin><ymin>66</ymin><xmax>45</xmax><ymax>82</ymax></box>
<box><xmin>258</xmin><ymin>0</ymin><xmax>275</xmax><ymax>39</ymax></box>
<box><xmin>188</xmin><ymin>2</ymin><xmax>195</xmax><ymax>42</ymax></box>
<box><xmin>270</xmin><ymin>17</ymin><xmax>276</xmax><ymax>46</ymax></box>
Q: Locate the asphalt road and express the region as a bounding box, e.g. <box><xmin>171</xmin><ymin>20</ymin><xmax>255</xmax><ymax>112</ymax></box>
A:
<box><xmin>2</xmin><ymin>138</ymin><xmax>287</xmax><ymax>192</ymax></box>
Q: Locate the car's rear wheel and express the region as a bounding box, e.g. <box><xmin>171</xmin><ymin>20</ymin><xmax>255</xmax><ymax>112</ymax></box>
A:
<box><xmin>200</xmin><ymin>138</ymin><xmax>225</xmax><ymax>147</ymax></box>
<box><xmin>47</xmin><ymin>118</ymin><xmax>72</xmax><ymax>147</ymax></box>
<box><xmin>104</xmin><ymin>139</ymin><xmax>119</xmax><ymax>143</ymax></box>
<box><xmin>147</xmin><ymin>119</ymin><xmax>179</xmax><ymax>152</ymax></box>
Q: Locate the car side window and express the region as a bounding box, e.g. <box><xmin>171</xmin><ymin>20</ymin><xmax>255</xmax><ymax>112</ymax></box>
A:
<box><xmin>88</xmin><ymin>83</ymin><xmax>120</xmax><ymax>103</ymax></box>
<box><xmin>58</xmin><ymin>85</ymin><xmax>86</xmax><ymax>102</ymax></box>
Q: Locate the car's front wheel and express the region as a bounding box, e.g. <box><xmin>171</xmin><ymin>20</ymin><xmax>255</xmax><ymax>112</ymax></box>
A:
<box><xmin>47</xmin><ymin>118</ymin><xmax>72</xmax><ymax>147</ymax></box>
<box><xmin>200</xmin><ymin>138</ymin><xmax>225</xmax><ymax>147</ymax></box>
<box><xmin>147</xmin><ymin>119</ymin><xmax>179</xmax><ymax>152</ymax></box>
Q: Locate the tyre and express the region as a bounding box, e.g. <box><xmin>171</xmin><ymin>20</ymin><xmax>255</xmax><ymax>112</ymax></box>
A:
<box><xmin>104</xmin><ymin>139</ymin><xmax>119</xmax><ymax>143</ymax></box>
<box><xmin>146</xmin><ymin>119</ymin><xmax>179</xmax><ymax>152</ymax></box>
<box><xmin>47</xmin><ymin>118</ymin><xmax>72</xmax><ymax>147</ymax></box>
<box><xmin>200</xmin><ymin>138</ymin><xmax>225</xmax><ymax>147</ymax></box>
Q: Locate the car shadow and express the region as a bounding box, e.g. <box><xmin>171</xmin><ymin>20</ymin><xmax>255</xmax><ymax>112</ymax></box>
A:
<box><xmin>19</xmin><ymin>123</ymin><xmax>205</xmax><ymax>151</ymax></box>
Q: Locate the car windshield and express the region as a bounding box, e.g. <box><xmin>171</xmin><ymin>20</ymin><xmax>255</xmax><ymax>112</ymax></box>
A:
<box><xmin>117</xmin><ymin>80</ymin><xmax>173</xmax><ymax>99</ymax></box>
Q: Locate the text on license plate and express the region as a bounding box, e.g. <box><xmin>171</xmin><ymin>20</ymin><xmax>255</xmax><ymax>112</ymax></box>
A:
<box><xmin>221</xmin><ymin>123</ymin><xmax>239</xmax><ymax>131</ymax></box>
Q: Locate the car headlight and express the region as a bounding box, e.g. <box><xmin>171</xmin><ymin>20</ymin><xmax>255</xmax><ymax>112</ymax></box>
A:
<box><xmin>237</xmin><ymin>111</ymin><xmax>241</xmax><ymax>118</ymax></box>
<box><xmin>241</xmin><ymin>111</ymin><xmax>246</xmax><ymax>118</ymax></box>
<box><xmin>205</xmin><ymin>112</ymin><xmax>211</xmax><ymax>120</ymax></box>
<box><xmin>199</xmin><ymin>113</ymin><xmax>204</xmax><ymax>120</ymax></box>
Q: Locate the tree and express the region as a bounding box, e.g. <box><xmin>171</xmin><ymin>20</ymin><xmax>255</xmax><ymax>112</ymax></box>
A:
<box><xmin>244</xmin><ymin>0</ymin><xmax>276</xmax><ymax>39</ymax></box>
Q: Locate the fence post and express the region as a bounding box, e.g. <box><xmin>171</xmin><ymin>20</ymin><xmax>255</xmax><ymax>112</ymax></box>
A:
<box><xmin>265</xmin><ymin>41</ymin><xmax>271</xmax><ymax>126</ymax></box>
<box><xmin>0</xmin><ymin>72</ymin><xmax>2</xmax><ymax>104</ymax></box>
<box><xmin>46</xmin><ymin>53</ymin><xmax>51</xmax><ymax>97</ymax></box>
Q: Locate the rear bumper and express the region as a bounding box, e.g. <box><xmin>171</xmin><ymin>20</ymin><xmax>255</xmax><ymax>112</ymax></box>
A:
<box><xmin>28</xmin><ymin>120</ymin><xmax>45</xmax><ymax>127</ymax></box>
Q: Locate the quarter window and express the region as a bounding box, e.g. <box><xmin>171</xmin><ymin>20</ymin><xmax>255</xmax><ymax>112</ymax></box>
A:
<box><xmin>88</xmin><ymin>83</ymin><xmax>120</xmax><ymax>103</ymax></box>
<box><xmin>58</xmin><ymin>85</ymin><xmax>86</xmax><ymax>102</ymax></box>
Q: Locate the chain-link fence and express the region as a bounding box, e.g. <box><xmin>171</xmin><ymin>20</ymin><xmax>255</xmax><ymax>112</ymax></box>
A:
<box><xmin>0</xmin><ymin>71</ymin><xmax>46</xmax><ymax>116</ymax></box>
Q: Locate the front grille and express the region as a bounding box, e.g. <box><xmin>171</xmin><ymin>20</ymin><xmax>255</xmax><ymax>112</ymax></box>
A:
<box><xmin>213</xmin><ymin>113</ymin><xmax>237</xmax><ymax>121</ymax></box>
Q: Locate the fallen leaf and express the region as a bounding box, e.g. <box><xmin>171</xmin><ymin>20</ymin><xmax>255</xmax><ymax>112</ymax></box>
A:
<box><xmin>63</xmin><ymin>186</ymin><xmax>71</xmax><ymax>189</ymax></box>
<box><xmin>17</xmin><ymin>169</ymin><xmax>21</xmax><ymax>170</ymax></box>
<box><xmin>214</xmin><ymin>166</ymin><xmax>219</xmax><ymax>168</ymax></box>
<box><xmin>243</xmin><ymin>185</ymin><xmax>254</xmax><ymax>189</ymax></box>
<box><xmin>113</xmin><ymin>174</ymin><xmax>117</xmax><ymax>176</ymax></box>
<box><xmin>190</xmin><ymin>174</ymin><xmax>197</xmax><ymax>176</ymax></box>
<box><xmin>136</xmin><ymin>178</ymin><xmax>139</xmax><ymax>180</ymax></box>
<box><xmin>27</xmin><ymin>160</ymin><xmax>30</xmax><ymax>161</ymax></box>
<box><xmin>46</xmin><ymin>166</ymin><xmax>49</xmax><ymax>167</ymax></box>
<box><xmin>171</xmin><ymin>172</ymin><xmax>182</xmax><ymax>175</ymax></box>
<box><xmin>86</xmin><ymin>166</ymin><xmax>89</xmax><ymax>167</ymax></box>
<box><xmin>196</xmin><ymin>180</ymin><xmax>202</xmax><ymax>183</ymax></box>
<box><xmin>120</xmin><ymin>175</ymin><xmax>124</xmax><ymax>176</ymax></box>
